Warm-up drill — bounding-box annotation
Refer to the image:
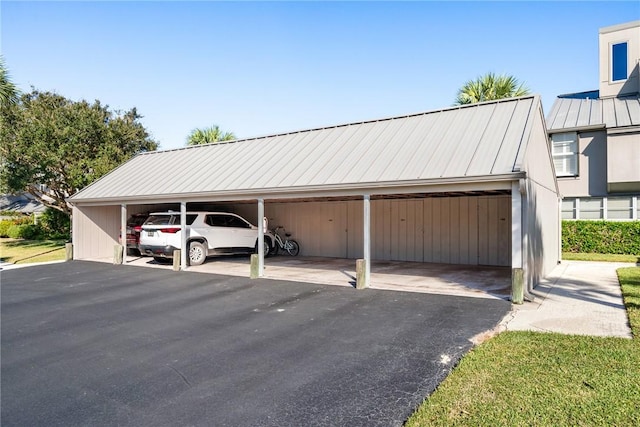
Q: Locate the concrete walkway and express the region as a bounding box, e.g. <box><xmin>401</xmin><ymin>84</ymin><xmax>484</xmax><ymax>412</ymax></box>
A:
<box><xmin>503</xmin><ymin>261</ymin><xmax>635</xmax><ymax>338</ymax></box>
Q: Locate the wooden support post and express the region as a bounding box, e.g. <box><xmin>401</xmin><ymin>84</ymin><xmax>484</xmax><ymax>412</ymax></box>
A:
<box><xmin>173</xmin><ymin>250</ymin><xmax>181</xmax><ymax>271</ymax></box>
<box><xmin>113</xmin><ymin>245</ymin><xmax>123</xmax><ymax>265</ymax></box>
<box><xmin>250</xmin><ymin>254</ymin><xmax>259</xmax><ymax>279</ymax></box>
<box><xmin>65</xmin><ymin>243</ymin><xmax>73</xmax><ymax>261</ymax></box>
<box><xmin>356</xmin><ymin>259</ymin><xmax>368</xmax><ymax>289</ymax></box>
<box><xmin>512</xmin><ymin>268</ymin><xmax>524</xmax><ymax>304</ymax></box>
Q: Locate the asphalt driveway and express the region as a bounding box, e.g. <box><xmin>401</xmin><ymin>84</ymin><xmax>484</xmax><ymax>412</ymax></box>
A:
<box><xmin>1</xmin><ymin>261</ymin><xmax>510</xmax><ymax>426</ymax></box>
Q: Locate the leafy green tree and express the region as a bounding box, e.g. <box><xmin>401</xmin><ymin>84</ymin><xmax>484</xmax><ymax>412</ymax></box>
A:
<box><xmin>455</xmin><ymin>72</ymin><xmax>530</xmax><ymax>105</ymax></box>
<box><xmin>0</xmin><ymin>90</ymin><xmax>157</xmax><ymax>215</ymax></box>
<box><xmin>0</xmin><ymin>56</ymin><xmax>20</xmax><ymax>108</ymax></box>
<box><xmin>186</xmin><ymin>125</ymin><xmax>236</xmax><ymax>146</ymax></box>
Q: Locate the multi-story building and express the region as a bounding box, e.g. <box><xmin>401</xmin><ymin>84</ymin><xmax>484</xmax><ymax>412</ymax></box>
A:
<box><xmin>547</xmin><ymin>20</ymin><xmax>640</xmax><ymax>220</ymax></box>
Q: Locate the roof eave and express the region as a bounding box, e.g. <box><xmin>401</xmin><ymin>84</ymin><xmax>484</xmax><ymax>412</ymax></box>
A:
<box><xmin>68</xmin><ymin>173</ymin><xmax>525</xmax><ymax>206</ymax></box>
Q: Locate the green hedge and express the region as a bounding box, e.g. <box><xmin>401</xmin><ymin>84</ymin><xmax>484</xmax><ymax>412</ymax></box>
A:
<box><xmin>562</xmin><ymin>220</ymin><xmax>640</xmax><ymax>255</ymax></box>
<box><xmin>7</xmin><ymin>223</ymin><xmax>42</xmax><ymax>240</ymax></box>
<box><xmin>0</xmin><ymin>209</ymin><xmax>70</xmax><ymax>240</ymax></box>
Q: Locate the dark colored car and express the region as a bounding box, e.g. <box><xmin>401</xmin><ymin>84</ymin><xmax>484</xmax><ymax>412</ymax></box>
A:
<box><xmin>126</xmin><ymin>213</ymin><xmax>149</xmax><ymax>254</ymax></box>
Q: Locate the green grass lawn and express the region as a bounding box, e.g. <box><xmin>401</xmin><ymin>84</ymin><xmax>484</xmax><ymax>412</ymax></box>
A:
<box><xmin>406</xmin><ymin>267</ymin><xmax>640</xmax><ymax>427</ymax></box>
<box><xmin>562</xmin><ymin>252</ymin><xmax>639</xmax><ymax>263</ymax></box>
<box><xmin>0</xmin><ymin>238</ymin><xmax>67</xmax><ymax>264</ymax></box>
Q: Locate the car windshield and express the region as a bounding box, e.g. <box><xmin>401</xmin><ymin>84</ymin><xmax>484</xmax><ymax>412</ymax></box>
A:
<box><xmin>144</xmin><ymin>214</ymin><xmax>197</xmax><ymax>225</ymax></box>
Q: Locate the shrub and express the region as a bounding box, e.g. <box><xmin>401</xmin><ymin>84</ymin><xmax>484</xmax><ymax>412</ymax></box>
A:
<box><xmin>7</xmin><ymin>223</ymin><xmax>43</xmax><ymax>240</ymax></box>
<box><xmin>0</xmin><ymin>220</ymin><xmax>12</xmax><ymax>237</ymax></box>
<box><xmin>563</xmin><ymin>220</ymin><xmax>640</xmax><ymax>255</ymax></box>
<box><xmin>38</xmin><ymin>208</ymin><xmax>70</xmax><ymax>240</ymax></box>
<box><xmin>0</xmin><ymin>215</ymin><xmax>34</xmax><ymax>238</ymax></box>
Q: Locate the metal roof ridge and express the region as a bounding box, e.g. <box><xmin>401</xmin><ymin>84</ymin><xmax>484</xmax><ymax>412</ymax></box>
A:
<box><xmin>138</xmin><ymin>95</ymin><xmax>539</xmax><ymax>157</ymax></box>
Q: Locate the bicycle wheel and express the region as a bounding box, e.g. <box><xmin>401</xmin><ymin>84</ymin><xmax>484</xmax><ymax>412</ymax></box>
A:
<box><xmin>286</xmin><ymin>240</ymin><xmax>300</xmax><ymax>256</ymax></box>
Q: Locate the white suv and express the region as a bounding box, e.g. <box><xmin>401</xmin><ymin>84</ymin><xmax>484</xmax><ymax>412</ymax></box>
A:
<box><xmin>138</xmin><ymin>211</ymin><xmax>274</xmax><ymax>266</ymax></box>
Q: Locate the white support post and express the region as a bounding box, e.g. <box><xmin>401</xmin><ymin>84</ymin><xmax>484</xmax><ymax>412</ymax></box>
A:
<box><xmin>120</xmin><ymin>204</ymin><xmax>127</xmax><ymax>264</ymax></box>
<box><xmin>511</xmin><ymin>181</ymin><xmax>524</xmax><ymax>304</ymax></box>
<box><xmin>180</xmin><ymin>202</ymin><xmax>187</xmax><ymax>271</ymax></box>
<box><xmin>257</xmin><ymin>198</ymin><xmax>265</xmax><ymax>277</ymax></box>
<box><xmin>363</xmin><ymin>194</ymin><xmax>371</xmax><ymax>287</ymax></box>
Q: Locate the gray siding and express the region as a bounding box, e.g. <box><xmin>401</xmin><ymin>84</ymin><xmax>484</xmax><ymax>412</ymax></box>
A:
<box><xmin>607</xmin><ymin>132</ymin><xmax>640</xmax><ymax>192</ymax></box>
<box><xmin>522</xmin><ymin>114</ymin><xmax>561</xmax><ymax>290</ymax></box>
<box><xmin>556</xmin><ymin>130</ymin><xmax>608</xmax><ymax>197</ymax></box>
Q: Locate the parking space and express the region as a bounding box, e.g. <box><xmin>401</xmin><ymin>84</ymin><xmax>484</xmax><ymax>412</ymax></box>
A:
<box><xmin>119</xmin><ymin>254</ymin><xmax>511</xmax><ymax>300</ymax></box>
<box><xmin>1</xmin><ymin>261</ymin><xmax>510</xmax><ymax>426</ymax></box>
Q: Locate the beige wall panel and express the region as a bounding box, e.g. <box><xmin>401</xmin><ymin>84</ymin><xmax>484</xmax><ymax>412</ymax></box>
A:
<box><xmin>497</xmin><ymin>196</ymin><xmax>511</xmax><ymax>266</ymax></box>
<box><xmin>476</xmin><ymin>196</ymin><xmax>511</xmax><ymax>266</ymax></box>
<box><xmin>260</xmin><ymin>201</ymin><xmax>347</xmax><ymax>258</ymax></box>
<box><xmin>467</xmin><ymin>197</ymin><xmax>479</xmax><ymax>265</ymax></box>
<box><xmin>232</xmin><ymin>195</ymin><xmax>510</xmax><ymax>266</ymax></box>
<box><xmin>423</xmin><ymin>198</ymin><xmax>434</xmax><ymax>263</ymax></box>
<box><xmin>407</xmin><ymin>200</ymin><xmax>422</xmax><ymax>262</ymax></box>
<box><xmin>440</xmin><ymin>198</ymin><xmax>451</xmax><ymax>264</ymax></box>
<box><xmin>457</xmin><ymin>197</ymin><xmax>470</xmax><ymax>264</ymax></box>
<box><xmin>346</xmin><ymin>201</ymin><xmax>363</xmax><ymax>259</ymax></box>
<box><xmin>449</xmin><ymin>198</ymin><xmax>461</xmax><ymax>264</ymax></box>
<box><xmin>73</xmin><ymin>205</ymin><xmax>120</xmax><ymax>260</ymax></box>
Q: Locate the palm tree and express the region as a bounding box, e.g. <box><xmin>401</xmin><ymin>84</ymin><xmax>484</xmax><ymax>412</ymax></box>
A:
<box><xmin>455</xmin><ymin>72</ymin><xmax>530</xmax><ymax>105</ymax></box>
<box><xmin>0</xmin><ymin>56</ymin><xmax>20</xmax><ymax>108</ymax></box>
<box><xmin>186</xmin><ymin>125</ymin><xmax>236</xmax><ymax>146</ymax></box>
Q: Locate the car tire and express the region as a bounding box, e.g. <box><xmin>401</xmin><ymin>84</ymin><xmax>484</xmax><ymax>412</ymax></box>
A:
<box><xmin>188</xmin><ymin>241</ymin><xmax>207</xmax><ymax>266</ymax></box>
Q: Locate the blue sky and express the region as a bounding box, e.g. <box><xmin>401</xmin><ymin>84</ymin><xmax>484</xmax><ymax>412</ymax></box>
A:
<box><xmin>2</xmin><ymin>1</ymin><xmax>639</xmax><ymax>150</ymax></box>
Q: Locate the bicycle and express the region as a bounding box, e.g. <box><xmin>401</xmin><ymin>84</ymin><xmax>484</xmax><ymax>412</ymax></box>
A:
<box><xmin>271</xmin><ymin>226</ymin><xmax>300</xmax><ymax>256</ymax></box>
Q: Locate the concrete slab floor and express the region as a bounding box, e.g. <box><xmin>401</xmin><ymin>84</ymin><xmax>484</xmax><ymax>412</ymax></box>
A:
<box><xmin>117</xmin><ymin>254</ymin><xmax>511</xmax><ymax>300</ymax></box>
<box><xmin>503</xmin><ymin>261</ymin><xmax>634</xmax><ymax>338</ymax></box>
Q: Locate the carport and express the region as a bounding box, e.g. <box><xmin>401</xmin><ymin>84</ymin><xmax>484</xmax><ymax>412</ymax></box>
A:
<box><xmin>69</xmin><ymin>95</ymin><xmax>561</xmax><ymax>299</ymax></box>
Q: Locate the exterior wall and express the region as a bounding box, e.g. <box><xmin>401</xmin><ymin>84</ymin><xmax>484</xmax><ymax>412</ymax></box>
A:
<box><xmin>522</xmin><ymin>116</ymin><xmax>561</xmax><ymax>290</ymax></box>
<box><xmin>72</xmin><ymin>205</ymin><xmax>120</xmax><ymax>260</ymax></box>
<box><xmin>556</xmin><ymin>130</ymin><xmax>607</xmax><ymax>197</ymax></box>
<box><xmin>235</xmin><ymin>196</ymin><xmax>511</xmax><ymax>266</ymax></box>
<box><xmin>607</xmin><ymin>132</ymin><xmax>640</xmax><ymax>192</ymax></box>
<box><xmin>599</xmin><ymin>21</ymin><xmax>640</xmax><ymax>98</ymax></box>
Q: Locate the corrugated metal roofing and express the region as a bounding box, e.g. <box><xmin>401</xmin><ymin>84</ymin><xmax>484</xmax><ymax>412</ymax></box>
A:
<box><xmin>71</xmin><ymin>96</ymin><xmax>540</xmax><ymax>203</ymax></box>
<box><xmin>546</xmin><ymin>95</ymin><xmax>640</xmax><ymax>132</ymax></box>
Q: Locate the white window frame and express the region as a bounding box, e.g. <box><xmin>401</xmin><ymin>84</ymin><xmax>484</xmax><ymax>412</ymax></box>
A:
<box><xmin>551</xmin><ymin>132</ymin><xmax>578</xmax><ymax>177</ymax></box>
<box><xmin>610</xmin><ymin>41</ymin><xmax>629</xmax><ymax>82</ymax></box>
<box><xmin>563</xmin><ymin>196</ymin><xmax>638</xmax><ymax>221</ymax></box>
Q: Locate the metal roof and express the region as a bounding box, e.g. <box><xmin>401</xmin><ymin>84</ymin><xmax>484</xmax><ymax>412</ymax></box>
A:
<box><xmin>71</xmin><ymin>96</ymin><xmax>540</xmax><ymax>204</ymax></box>
<box><xmin>546</xmin><ymin>95</ymin><xmax>640</xmax><ymax>132</ymax></box>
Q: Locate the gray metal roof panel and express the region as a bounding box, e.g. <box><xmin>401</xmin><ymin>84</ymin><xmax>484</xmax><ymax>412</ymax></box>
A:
<box><xmin>547</xmin><ymin>95</ymin><xmax>640</xmax><ymax>131</ymax></box>
<box><xmin>71</xmin><ymin>96</ymin><xmax>542</xmax><ymax>202</ymax></box>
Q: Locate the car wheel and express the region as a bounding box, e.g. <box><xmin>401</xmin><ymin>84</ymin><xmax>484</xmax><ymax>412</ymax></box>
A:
<box><xmin>188</xmin><ymin>241</ymin><xmax>207</xmax><ymax>266</ymax></box>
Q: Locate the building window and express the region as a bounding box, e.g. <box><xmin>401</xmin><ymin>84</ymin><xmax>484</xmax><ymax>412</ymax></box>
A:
<box><xmin>552</xmin><ymin>133</ymin><xmax>578</xmax><ymax>176</ymax></box>
<box><xmin>580</xmin><ymin>198</ymin><xmax>604</xmax><ymax>220</ymax></box>
<box><xmin>562</xmin><ymin>196</ymin><xmax>638</xmax><ymax>221</ymax></box>
<box><xmin>561</xmin><ymin>198</ymin><xmax>576</xmax><ymax>219</ymax></box>
<box><xmin>608</xmin><ymin>197</ymin><xmax>633</xmax><ymax>220</ymax></box>
<box><xmin>612</xmin><ymin>42</ymin><xmax>628</xmax><ymax>81</ymax></box>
